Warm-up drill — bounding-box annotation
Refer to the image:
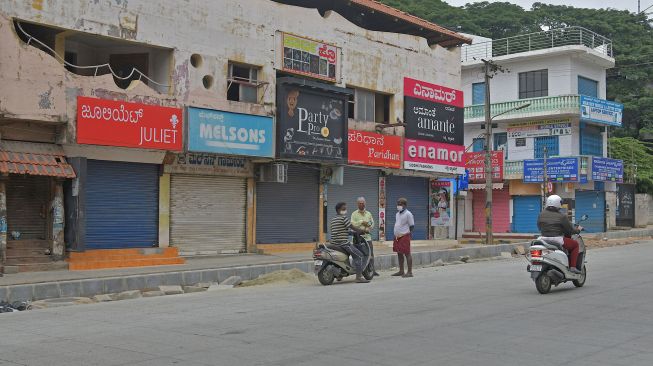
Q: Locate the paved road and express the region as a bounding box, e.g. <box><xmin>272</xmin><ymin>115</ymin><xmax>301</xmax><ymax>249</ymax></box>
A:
<box><xmin>2</xmin><ymin>242</ymin><xmax>653</xmax><ymax>366</ymax></box>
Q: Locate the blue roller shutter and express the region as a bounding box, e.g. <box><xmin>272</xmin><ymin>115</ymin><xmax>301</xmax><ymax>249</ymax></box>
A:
<box><xmin>385</xmin><ymin>176</ymin><xmax>429</xmax><ymax>240</ymax></box>
<box><xmin>256</xmin><ymin>163</ymin><xmax>319</xmax><ymax>243</ymax></box>
<box><xmin>512</xmin><ymin>196</ymin><xmax>541</xmax><ymax>233</ymax></box>
<box><xmin>327</xmin><ymin>167</ymin><xmax>379</xmax><ymax>240</ymax></box>
<box><xmin>575</xmin><ymin>191</ymin><xmax>605</xmax><ymax>233</ymax></box>
<box><xmin>86</xmin><ymin>160</ymin><xmax>159</xmax><ymax>249</ymax></box>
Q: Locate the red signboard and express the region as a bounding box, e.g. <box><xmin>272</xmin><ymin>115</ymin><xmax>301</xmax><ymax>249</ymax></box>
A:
<box><xmin>348</xmin><ymin>130</ymin><xmax>401</xmax><ymax>169</ymax></box>
<box><xmin>403</xmin><ymin>139</ymin><xmax>465</xmax><ymax>174</ymax></box>
<box><xmin>404</xmin><ymin>77</ymin><xmax>464</xmax><ymax>108</ymax></box>
<box><xmin>77</xmin><ymin>96</ymin><xmax>183</xmax><ymax>151</ymax></box>
<box><xmin>464</xmin><ymin>151</ymin><xmax>504</xmax><ymax>182</ymax></box>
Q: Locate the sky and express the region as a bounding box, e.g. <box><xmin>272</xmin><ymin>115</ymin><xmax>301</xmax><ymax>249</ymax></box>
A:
<box><xmin>444</xmin><ymin>0</ymin><xmax>649</xmax><ymax>13</ymax></box>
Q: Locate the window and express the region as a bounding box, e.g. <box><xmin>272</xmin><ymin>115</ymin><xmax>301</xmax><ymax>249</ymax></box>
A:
<box><xmin>352</xmin><ymin>88</ymin><xmax>390</xmax><ymax>123</ymax></box>
<box><xmin>472</xmin><ymin>138</ymin><xmax>487</xmax><ymax>152</ymax></box>
<box><xmin>228</xmin><ymin>63</ymin><xmax>260</xmax><ymax>103</ymax></box>
<box><xmin>494</xmin><ymin>132</ymin><xmax>508</xmax><ymax>159</ymax></box>
<box><xmin>534</xmin><ymin>136</ymin><xmax>559</xmax><ymax>158</ymax></box>
<box><xmin>578</xmin><ymin>76</ymin><xmax>598</xmax><ymax>97</ymax></box>
<box><xmin>519</xmin><ymin>69</ymin><xmax>548</xmax><ymax>99</ymax></box>
<box><xmin>580</xmin><ymin>123</ymin><xmax>603</xmax><ymax>156</ymax></box>
<box><xmin>472</xmin><ymin>82</ymin><xmax>485</xmax><ymax>105</ymax></box>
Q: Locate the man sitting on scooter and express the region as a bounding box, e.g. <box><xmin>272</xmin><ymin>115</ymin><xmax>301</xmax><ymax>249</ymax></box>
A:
<box><xmin>330</xmin><ymin>202</ymin><xmax>370</xmax><ymax>283</ymax></box>
<box><xmin>537</xmin><ymin>195</ymin><xmax>584</xmax><ymax>274</ymax></box>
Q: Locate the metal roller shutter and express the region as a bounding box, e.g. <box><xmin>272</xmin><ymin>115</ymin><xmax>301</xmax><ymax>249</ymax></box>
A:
<box><xmin>575</xmin><ymin>191</ymin><xmax>605</xmax><ymax>233</ymax></box>
<box><xmin>512</xmin><ymin>196</ymin><xmax>541</xmax><ymax>233</ymax></box>
<box><xmin>6</xmin><ymin>176</ymin><xmax>50</xmax><ymax>240</ymax></box>
<box><xmin>327</xmin><ymin>167</ymin><xmax>379</xmax><ymax>240</ymax></box>
<box><xmin>86</xmin><ymin>160</ymin><xmax>159</xmax><ymax>249</ymax></box>
<box><xmin>385</xmin><ymin>176</ymin><xmax>429</xmax><ymax>240</ymax></box>
<box><xmin>472</xmin><ymin>189</ymin><xmax>510</xmax><ymax>233</ymax></box>
<box><xmin>170</xmin><ymin>175</ymin><xmax>246</xmax><ymax>253</ymax></box>
<box><xmin>256</xmin><ymin>163</ymin><xmax>319</xmax><ymax>243</ymax></box>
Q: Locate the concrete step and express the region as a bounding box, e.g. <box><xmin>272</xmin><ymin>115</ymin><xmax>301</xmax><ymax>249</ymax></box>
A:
<box><xmin>5</xmin><ymin>256</ymin><xmax>54</xmax><ymax>265</ymax></box>
<box><xmin>7</xmin><ymin>240</ymin><xmax>50</xmax><ymax>250</ymax></box>
<box><xmin>6</xmin><ymin>248</ymin><xmax>50</xmax><ymax>257</ymax></box>
<box><xmin>3</xmin><ymin>262</ymin><xmax>69</xmax><ymax>273</ymax></box>
<box><xmin>67</xmin><ymin>257</ymin><xmax>185</xmax><ymax>271</ymax></box>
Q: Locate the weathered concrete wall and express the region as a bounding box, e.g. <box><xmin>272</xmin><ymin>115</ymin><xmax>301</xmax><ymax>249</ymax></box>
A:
<box><xmin>0</xmin><ymin>0</ymin><xmax>461</xmax><ymax>138</ymax></box>
<box><xmin>635</xmin><ymin>193</ymin><xmax>648</xmax><ymax>228</ymax></box>
<box><xmin>648</xmin><ymin>194</ymin><xmax>653</xmax><ymax>225</ymax></box>
<box><xmin>606</xmin><ymin>191</ymin><xmax>617</xmax><ymax>230</ymax></box>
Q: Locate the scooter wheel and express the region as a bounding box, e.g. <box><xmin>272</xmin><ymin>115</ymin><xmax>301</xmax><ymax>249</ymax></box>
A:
<box><xmin>573</xmin><ymin>265</ymin><xmax>586</xmax><ymax>288</ymax></box>
<box><xmin>362</xmin><ymin>264</ymin><xmax>374</xmax><ymax>281</ymax></box>
<box><xmin>317</xmin><ymin>266</ymin><xmax>335</xmax><ymax>286</ymax></box>
<box><xmin>535</xmin><ymin>273</ymin><xmax>552</xmax><ymax>294</ymax></box>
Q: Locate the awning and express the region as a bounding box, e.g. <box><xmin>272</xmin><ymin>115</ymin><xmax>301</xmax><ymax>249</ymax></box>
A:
<box><xmin>468</xmin><ymin>183</ymin><xmax>505</xmax><ymax>190</ymax></box>
<box><xmin>0</xmin><ymin>141</ymin><xmax>76</xmax><ymax>178</ymax></box>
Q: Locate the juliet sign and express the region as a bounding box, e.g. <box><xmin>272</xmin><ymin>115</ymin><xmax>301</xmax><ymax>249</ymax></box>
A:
<box><xmin>403</xmin><ymin>139</ymin><xmax>465</xmax><ymax>174</ymax></box>
<box><xmin>77</xmin><ymin>96</ymin><xmax>182</xmax><ymax>151</ymax></box>
<box><xmin>403</xmin><ymin>77</ymin><xmax>464</xmax><ymax>145</ymax></box>
<box><xmin>348</xmin><ymin>130</ymin><xmax>401</xmax><ymax>169</ymax></box>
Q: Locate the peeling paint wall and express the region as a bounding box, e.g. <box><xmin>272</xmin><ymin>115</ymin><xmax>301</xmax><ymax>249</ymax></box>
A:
<box><xmin>1</xmin><ymin>0</ymin><xmax>461</xmax><ymax>139</ymax></box>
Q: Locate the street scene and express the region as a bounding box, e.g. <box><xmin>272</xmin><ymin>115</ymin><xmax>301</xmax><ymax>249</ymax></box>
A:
<box><xmin>1</xmin><ymin>0</ymin><xmax>653</xmax><ymax>364</ymax></box>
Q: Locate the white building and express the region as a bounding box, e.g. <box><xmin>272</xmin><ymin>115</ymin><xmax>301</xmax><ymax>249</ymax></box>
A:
<box><xmin>460</xmin><ymin>27</ymin><xmax>623</xmax><ymax>235</ymax></box>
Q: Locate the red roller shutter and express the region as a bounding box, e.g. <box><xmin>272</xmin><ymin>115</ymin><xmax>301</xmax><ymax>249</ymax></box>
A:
<box><xmin>472</xmin><ymin>189</ymin><xmax>510</xmax><ymax>233</ymax></box>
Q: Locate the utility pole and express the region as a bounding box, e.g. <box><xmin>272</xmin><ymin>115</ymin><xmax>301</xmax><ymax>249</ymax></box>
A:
<box><xmin>542</xmin><ymin>146</ymin><xmax>548</xmax><ymax>208</ymax></box>
<box><xmin>483</xmin><ymin>60</ymin><xmax>493</xmax><ymax>246</ymax></box>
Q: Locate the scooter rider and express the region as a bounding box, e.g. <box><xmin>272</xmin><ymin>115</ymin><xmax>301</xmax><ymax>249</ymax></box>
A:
<box><xmin>330</xmin><ymin>202</ymin><xmax>370</xmax><ymax>283</ymax></box>
<box><xmin>537</xmin><ymin>195</ymin><xmax>583</xmax><ymax>274</ymax></box>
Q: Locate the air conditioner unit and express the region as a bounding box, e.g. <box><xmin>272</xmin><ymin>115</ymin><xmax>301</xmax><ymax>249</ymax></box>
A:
<box><xmin>258</xmin><ymin>163</ymin><xmax>287</xmax><ymax>183</ymax></box>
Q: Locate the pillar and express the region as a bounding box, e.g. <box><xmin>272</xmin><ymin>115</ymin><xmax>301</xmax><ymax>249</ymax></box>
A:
<box><xmin>246</xmin><ymin>177</ymin><xmax>256</xmax><ymax>253</ymax></box>
<box><xmin>51</xmin><ymin>180</ymin><xmax>65</xmax><ymax>260</ymax></box>
<box><xmin>0</xmin><ymin>180</ymin><xmax>7</xmax><ymax>266</ymax></box>
<box><xmin>158</xmin><ymin>173</ymin><xmax>170</xmax><ymax>248</ymax></box>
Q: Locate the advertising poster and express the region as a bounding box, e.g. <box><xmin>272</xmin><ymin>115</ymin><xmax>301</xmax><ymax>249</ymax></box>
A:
<box><xmin>430</xmin><ymin>180</ymin><xmax>453</xmax><ymax>227</ymax></box>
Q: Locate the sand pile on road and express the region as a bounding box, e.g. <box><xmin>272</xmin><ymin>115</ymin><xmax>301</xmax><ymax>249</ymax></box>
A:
<box><xmin>239</xmin><ymin>269</ymin><xmax>312</xmax><ymax>287</ymax></box>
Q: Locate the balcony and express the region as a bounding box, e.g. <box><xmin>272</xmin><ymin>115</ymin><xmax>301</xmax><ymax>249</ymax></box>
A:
<box><xmin>465</xmin><ymin>95</ymin><xmax>581</xmax><ymax>123</ymax></box>
<box><xmin>504</xmin><ymin>156</ymin><xmax>591</xmax><ymax>180</ymax></box>
<box><xmin>461</xmin><ymin>26</ymin><xmax>613</xmax><ymax>63</ymax></box>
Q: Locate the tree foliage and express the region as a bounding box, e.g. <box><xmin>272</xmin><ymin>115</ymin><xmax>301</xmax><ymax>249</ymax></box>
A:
<box><xmin>609</xmin><ymin>137</ymin><xmax>653</xmax><ymax>193</ymax></box>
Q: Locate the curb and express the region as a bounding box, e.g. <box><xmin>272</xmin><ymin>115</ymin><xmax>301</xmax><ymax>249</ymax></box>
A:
<box><xmin>0</xmin><ymin>243</ymin><xmax>527</xmax><ymax>303</ymax></box>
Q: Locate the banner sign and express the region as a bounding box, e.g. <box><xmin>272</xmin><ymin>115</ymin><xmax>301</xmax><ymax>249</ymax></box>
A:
<box><xmin>580</xmin><ymin>95</ymin><xmax>623</xmax><ymax>127</ymax></box>
<box><xmin>77</xmin><ymin>96</ymin><xmax>182</xmax><ymax>151</ymax></box>
<box><xmin>163</xmin><ymin>153</ymin><xmax>253</xmax><ymax>177</ymax></box>
<box><xmin>187</xmin><ymin>107</ymin><xmax>274</xmax><ymax>158</ymax></box>
<box><xmin>523</xmin><ymin>157</ymin><xmax>580</xmax><ymax>183</ymax></box>
<box><xmin>348</xmin><ymin>130</ymin><xmax>401</xmax><ymax>169</ymax></box>
<box><xmin>403</xmin><ymin>139</ymin><xmax>465</xmax><ymax>174</ymax></box>
<box><xmin>403</xmin><ymin>77</ymin><xmax>464</xmax><ymax>145</ymax></box>
<box><xmin>507</xmin><ymin>119</ymin><xmax>571</xmax><ymax>139</ymax></box>
<box><xmin>282</xmin><ymin>33</ymin><xmax>339</xmax><ymax>82</ymax></box>
<box><xmin>430</xmin><ymin>180</ymin><xmax>453</xmax><ymax>227</ymax></box>
<box><xmin>464</xmin><ymin>151</ymin><xmax>504</xmax><ymax>182</ymax></box>
<box><xmin>591</xmin><ymin>157</ymin><xmax>624</xmax><ymax>182</ymax></box>
<box><xmin>276</xmin><ymin>82</ymin><xmax>348</xmax><ymax>162</ymax></box>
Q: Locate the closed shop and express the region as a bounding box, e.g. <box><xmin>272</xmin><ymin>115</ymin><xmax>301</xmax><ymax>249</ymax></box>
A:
<box><xmin>6</xmin><ymin>175</ymin><xmax>50</xmax><ymax>240</ymax></box>
<box><xmin>385</xmin><ymin>175</ymin><xmax>429</xmax><ymax>240</ymax></box>
<box><xmin>512</xmin><ymin>195</ymin><xmax>542</xmax><ymax>233</ymax></box>
<box><xmin>86</xmin><ymin>160</ymin><xmax>159</xmax><ymax>249</ymax></box>
<box><xmin>170</xmin><ymin>175</ymin><xmax>246</xmax><ymax>254</ymax></box>
<box><xmin>256</xmin><ymin>163</ymin><xmax>319</xmax><ymax>243</ymax></box>
<box><xmin>327</xmin><ymin>167</ymin><xmax>379</xmax><ymax>240</ymax></box>
<box><xmin>472</xmin><ymin>189</ymin><xmax>510</xmax><ymax>233</ymax></box>
<box><xmin>575</xmin><ymin>190</ymin><xmax>605</xmax><ymax>233</ymax></box>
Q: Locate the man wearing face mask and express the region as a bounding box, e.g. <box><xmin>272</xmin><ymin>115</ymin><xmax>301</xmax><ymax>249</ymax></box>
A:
<box><xmin>392</xmin><ymin>198</ymin><xmax>415</xmax><ymax>278</ymax></box>
<box><xmin>330</xmin><ymin>202</ymin><xmax>370</xmax><ymax>283</ymax></box>
<box><xmin>351</xmin><ymin>197</ymin><xmax>379</xmax><ymax>277</ymax></box>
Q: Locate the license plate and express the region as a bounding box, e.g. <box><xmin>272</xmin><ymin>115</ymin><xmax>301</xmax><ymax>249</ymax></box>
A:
<box><xmin>314</xmin><ymin>260</ymin><xmax>323</xmax><ymax>266</ymax></box>
<box><xmin>529</xmin><ymin>265</ymin><xmax>542</xmax><ymax>272</ymax></box>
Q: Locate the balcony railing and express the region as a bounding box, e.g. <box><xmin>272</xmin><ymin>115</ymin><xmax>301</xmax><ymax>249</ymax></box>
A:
<box><xmin>461</xmin><ymin>26</ymin><xmax>613</xmax><ymax>63</ymax></box>
<box><xmin>504</xmin><ymin>156</ymin><xmax>591</xmax><ymax>180</ymax></box>
<box><xmin>465</xmin><ymin>95</ymin><xmax>580</xmax><ymax>122</ymax></box>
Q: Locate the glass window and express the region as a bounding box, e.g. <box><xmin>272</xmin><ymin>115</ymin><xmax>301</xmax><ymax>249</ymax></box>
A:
<box><xmin>578</xmin><ymin>76</ymin><xmax>598</xmax><ymax>97</ymax></box>
<box><xmin>472</xmin><ymin>138</ymin><xmax>487</xmax><ymax>152</ymax></box>
<box><xmin>580</xmin><ymin>123</ymin><xmax>603</xmax><ymax>156</ymax></box>
<box><xmin>352</xmin><ymin>88</ymin><xmax>391</xmax><ymax>123</ymax></box>
<box><xmin>534</xmin><ymin>136</ymin><xmax>559</xmax><ymax>158</ymax></box>
<box><xmin>494</xmin><ymin>132</ymin><xmax>508</xmax><ymax>159</ymax></box>
<box><xmin>472</xmin><ymin>82</ymin><xmax>485</xmax><ymax>105</ymax></box>
<box><xmin>518</xmin><ymin>69</ymin><xmax>548</xmax><ymax>99</ymax></box>
<box><xmin>228</xmin><ymin>63</ymin><xmax>260</xmax><ymax>103</ymax></box>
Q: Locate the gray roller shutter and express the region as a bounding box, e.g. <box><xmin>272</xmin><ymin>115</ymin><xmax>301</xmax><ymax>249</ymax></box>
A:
<box><xmin>6</xmin><ymin>175</ymin><xmax>50</xmax><ymax>240</ymax></box>
<box><xmin>256</xmin><ymin>163</ymin><xmax>319</xmax><ymax>243</ymax></box>
<box><xmin>327</xmin><ymin>167</ymin><xmax>379</xmax><ymax>240</ymax></box>
<box><xmin>170</xmin><ymin>175</ymin><xmax>247</xmax><ymax>254</ymax></box>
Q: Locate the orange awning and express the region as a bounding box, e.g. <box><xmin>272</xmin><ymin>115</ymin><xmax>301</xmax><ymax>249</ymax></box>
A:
<box><xmin>0</xmin><ymin>141</ymin><xmax>76</xmax><ymax>178</ymax></box>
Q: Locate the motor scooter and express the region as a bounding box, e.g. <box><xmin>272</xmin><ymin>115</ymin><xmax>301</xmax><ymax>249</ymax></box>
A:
<box><xmin>312</xmin><ymin>233</ymin><xmax>373</xmax><ymax>285</ymax></box>
<box><xmin>526</xmin><ymin>214</ymin><xmax>588</xmax><ymax>294</ymax></box>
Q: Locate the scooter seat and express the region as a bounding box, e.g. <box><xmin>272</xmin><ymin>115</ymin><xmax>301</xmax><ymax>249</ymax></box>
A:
<box><xmin>326</xmin><ymin>244</ymin><xmax>349</xmax><ymax>254</ymax></box>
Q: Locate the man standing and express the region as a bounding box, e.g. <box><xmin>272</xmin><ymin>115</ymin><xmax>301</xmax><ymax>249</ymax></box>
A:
<box><xmin>330</xmin><ymin>202</ymin><xmax>370</xmax><ymax>283</ymax></box>
<box><xmin>351</xmin><ymin>197</ymin><xmax>379</xmax><ymax>276</ymax></box>
<box><xmin>392</xmin><ymin>198</ymin><xmax>415</xmax><ymax>278</ymax></box>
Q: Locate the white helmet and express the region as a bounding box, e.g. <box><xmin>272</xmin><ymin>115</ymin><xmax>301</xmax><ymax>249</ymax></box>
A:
<box><xmin>545</xmin><ymin>195</ymin><xmax>562</xmax><ymax>209</ymax></box>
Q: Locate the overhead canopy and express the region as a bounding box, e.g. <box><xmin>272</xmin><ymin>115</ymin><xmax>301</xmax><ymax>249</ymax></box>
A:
<box><xmin>272</xmin><ymin>0</ymin><xmax>471</xmax><ymax>47</ymax></box>
<box><xmin>0</xmin><ymin>141</ymin><xmax>76</xmax><ymax>178</ymax></box>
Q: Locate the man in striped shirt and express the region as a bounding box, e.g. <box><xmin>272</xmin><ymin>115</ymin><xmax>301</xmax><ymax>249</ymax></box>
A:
<box><xmin>330</xmin><ymin>202</ymin><xmax>369</xmax><ymax>283</ymax></box>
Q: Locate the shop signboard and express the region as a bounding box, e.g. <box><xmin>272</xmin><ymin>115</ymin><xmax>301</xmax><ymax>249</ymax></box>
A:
<box><xmin>591</xmin><ymin>157</ymin><xmax>624</xmax><ymax>182</ymax></box>
<box><xmin>403</xmin><ymin>139</ymin><xmax>465</xmax><ymax>174</ymax></box>
<box><xmin>77</xmin><ymin>96</ymin><xmax>182</xmax><ymax>151</ymax></box>
<box><xmin>348</xmin><ymin>130</ymin><xmax>401</xmax><ymax>169</ymax></box>
<box><xmin>523</xmin><ymin>157</ymin><xmax>579</xmax><ymax>183</ymax></box>
<box><xmin>281</xmin><ymin>33</ymin><xmax>339</xmax><ymax>82</ymax></box>
<box><xmin>464</xmin><ymin>151</ymin><xmax>503</xmax><ymax>182</ymax></box>
<box><xmin>507</xmin><ymin>119</ymin><xmax>572</xmax><ymax>139</ymax></box>
<box><xmin>580</xmin><ymin>95</ymin><xmax>624</xmax><ymax>127</ymax></box>
<box><xmin>163</xmin><ymin>153</ymin><xmax>253</xmax><ymax>177</ymax></box>
<box><xmin>187</xmin><ymin>107</ymin><xmax>274</xmax><ymax>158</ymax></box>
<box><xmin>403</xmin><ymin>77</ymin><xmax>464</xmax><ymax>145</ymax></box>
